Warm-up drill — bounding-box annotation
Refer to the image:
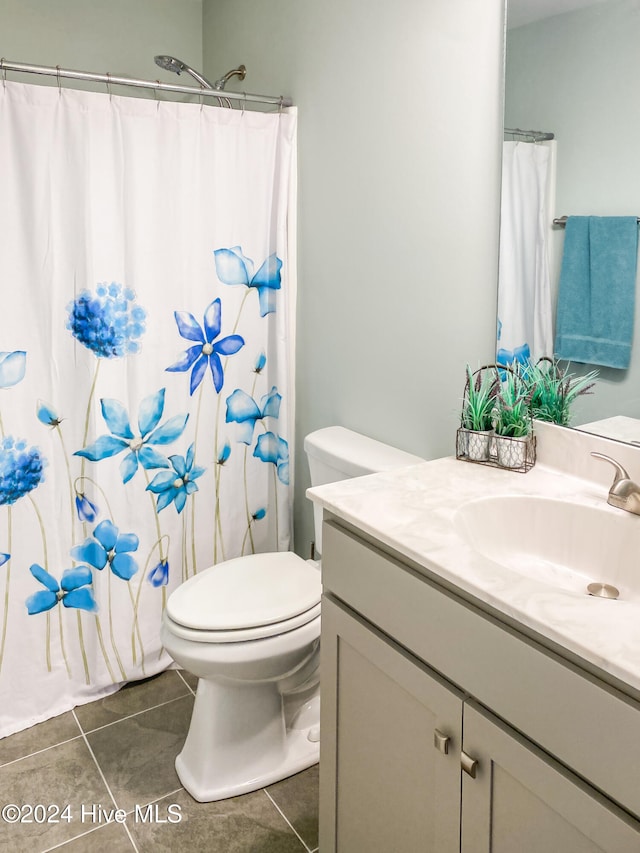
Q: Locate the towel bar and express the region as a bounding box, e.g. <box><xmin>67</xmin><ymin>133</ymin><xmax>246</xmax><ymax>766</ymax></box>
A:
<box><xmin>553</xmin><ymin>216</ymin><xmax>640</xmax><ymax>226</ymax></box>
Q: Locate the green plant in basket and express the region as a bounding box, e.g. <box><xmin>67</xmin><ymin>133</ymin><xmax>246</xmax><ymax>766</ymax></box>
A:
<box><xmin>524</xmin><ymin>358</ymin><xmax>598</xmax><ymax>427</ymax></box>
<box><xmin>494</xmin><ymin>370</ymin><xmax>532</xmax><ymax>437</ymax></box>
<box><xmin>461</xmin><ymin>365</ymin><xmax>498</xmax><ymax>432</ymax></box>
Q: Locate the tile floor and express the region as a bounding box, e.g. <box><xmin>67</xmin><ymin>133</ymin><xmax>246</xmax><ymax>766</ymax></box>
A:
<box><xmin>0</xmin><ymin>670</ymin><xmax>319</xmax><ymax>852</ymax></box>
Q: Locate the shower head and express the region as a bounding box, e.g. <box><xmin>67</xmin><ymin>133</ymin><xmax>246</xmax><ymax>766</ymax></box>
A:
<box><xmin>213</xmin><ymin>65</ymin><xmax>246</xmax><ymax>91</ymax></box>
<box><xmin>154</xmin><ymin>55</ymin><xmax>187</xmax><ymax>75</ymax></box>
<box><xmin>154</xmin><ymin>55</ymin><xmax>215</xmax><ymax>89</ymax></box>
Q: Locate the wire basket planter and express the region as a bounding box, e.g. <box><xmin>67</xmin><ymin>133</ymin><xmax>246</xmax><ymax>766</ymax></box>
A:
<box><xmin>456</xmin><ymin>428</ymin><xmax>536</xmax><ymax>472</ymax></box>
<box><xmin>456</xmin><ymin>364</ymin><xmax>536</xmax><ymax>473</ymax></box>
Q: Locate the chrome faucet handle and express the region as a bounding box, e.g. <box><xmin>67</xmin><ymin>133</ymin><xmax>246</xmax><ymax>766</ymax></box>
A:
<box><xmin>590</xmin><ymin>452</ymin><xmax>630</xmax><ymax>484</ymax></box>
<box><xmin>590</xmin><ymin>452</ymin><xmax>640</xmax><ymax>514</ymax></box>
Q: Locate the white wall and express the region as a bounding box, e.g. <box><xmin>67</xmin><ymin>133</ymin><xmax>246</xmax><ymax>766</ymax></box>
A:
<box><xmin>0</xmin><ymin>0</ymin><xmax>202</xmax><ymax>94</ymax></box>
<box><xmin>506</xmin><ymin>0</ymin><xmax>640</xmax><ymax>425</ymax></box>
<box><xmin>203</xmin><ymin>0</ymin><xmax>505</xmax><ymax>554</ymax></box>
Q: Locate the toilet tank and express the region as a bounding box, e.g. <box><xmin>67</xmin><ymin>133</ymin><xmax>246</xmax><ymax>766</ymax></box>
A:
<box><xmin>304</xmin><ymin>426</ymin><xmax>424</xmax><ymax>555</ymax></box>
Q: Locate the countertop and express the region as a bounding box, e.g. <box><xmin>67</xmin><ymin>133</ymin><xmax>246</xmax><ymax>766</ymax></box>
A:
<box><xmin>577</xmin><ymin>415</ymin><xmax>640</xmax><ymax>445</ymax></box>
<box><xmin>308</xmin><ymin>454</ymin><xmax>640</xmax><ymax>696</ymax></box>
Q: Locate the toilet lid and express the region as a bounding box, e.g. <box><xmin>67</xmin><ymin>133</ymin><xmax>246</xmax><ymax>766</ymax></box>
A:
<box><xmin>166</xmin><ymin>552</ymin><xmax>322</xmax><ymax>631</ymax></box>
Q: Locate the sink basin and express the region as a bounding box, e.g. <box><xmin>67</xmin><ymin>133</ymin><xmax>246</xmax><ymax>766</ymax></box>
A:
<box><xmin>454</xmin><ymin>495</ymin><xmax>640</xmax><ymax>600</ymax></box>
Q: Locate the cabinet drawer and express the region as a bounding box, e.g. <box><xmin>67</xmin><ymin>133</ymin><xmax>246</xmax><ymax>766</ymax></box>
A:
<box><xmin>322</xmin><ymin>518</ymin><xmax>640</xmax><ymax>818</ymax></box>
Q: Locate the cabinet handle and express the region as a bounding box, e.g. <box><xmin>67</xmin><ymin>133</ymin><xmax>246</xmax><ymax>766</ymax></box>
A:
<box><xmin>461</xmin><ymin>750</ymin><xmax>479</xmax><ymax>778</ymax></box>
<box><xmin>433</xmin><ymin>729</ymin><xmax>450</xmax><ymax>755</ymax></box>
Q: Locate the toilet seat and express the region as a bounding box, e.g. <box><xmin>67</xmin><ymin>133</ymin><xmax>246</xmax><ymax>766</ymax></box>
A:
<box><xmin>164</xmin><ymin>603</ymin><xmax>321</xmax><ymax>644</ymax></box>
<box><xmin>165</xmin><ymin>552</ymin><xmax>322</xmax><ymax>644</ymax></box>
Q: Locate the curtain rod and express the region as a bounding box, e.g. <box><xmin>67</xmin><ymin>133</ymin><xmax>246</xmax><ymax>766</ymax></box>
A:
<box><xmin>504</xmin><ymin>127</ymin><xmax>554</xmax><ymax>142</ymax></box>
<box><xmin>0</xmin><ymin>59</ymin><xmax>292</xmax><ymax>108</ymax></box>
<box><xmin>553</xmin><ymin>216</ymin><xmax>640</xmax><ymax>226</ymax></box>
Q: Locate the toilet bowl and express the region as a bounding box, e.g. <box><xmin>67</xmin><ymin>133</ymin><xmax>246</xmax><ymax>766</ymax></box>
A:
<box><xmin>160</xmin><ymin>551</ymin><xmax>322</xmax><ymax>802</ymax></box>
<box><xmin>162</xmin><ymin>426</ymin><xmax>425</xmax><ymax>802</ymax></box>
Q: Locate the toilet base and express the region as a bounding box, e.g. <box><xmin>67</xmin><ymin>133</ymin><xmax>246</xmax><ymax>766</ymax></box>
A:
<box><xmin>176</xmin><ymin>722</ymin><xmax>319</xmax><ymax>802</ymax></box>
<box><xmin>175</xmin><ymin>677</ymin><xmax>320</xmax><ymax>803</ymax></box>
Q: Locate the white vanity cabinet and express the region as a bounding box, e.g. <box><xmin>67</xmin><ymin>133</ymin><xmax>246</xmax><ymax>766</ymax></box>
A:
<box><xmin>319</xmin><ymin>518</ymin><xmax>640</xmax><ymax>853</ymax></box>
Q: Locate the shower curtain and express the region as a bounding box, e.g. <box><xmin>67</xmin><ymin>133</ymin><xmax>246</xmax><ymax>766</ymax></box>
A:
<box><xmin>497</xmin><ymin>140</ymin><xmax>555</xmax><ymax>367</ymax></box>
<box><xmin>0</xmin><ymin>81</ymin><xmax>297</xmax><ymax>737</ymax></box>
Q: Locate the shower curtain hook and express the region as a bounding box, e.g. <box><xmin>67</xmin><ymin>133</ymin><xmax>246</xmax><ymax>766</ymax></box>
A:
<box><xmin>106</xmin><ymin>72</ymin><xmax>112</xmax><ymax>101</ymax></box>
<box><xmin>154</xmin><ymin>80</ymin><xmax>161</xmax><ymax>111</ymax></box>
<box><xmin>56</xmin><ymin>65</ymin><xmax>62</xmax><ymax>96</ymax></box>
<box><xmin>199</xmin><ymin>85</ymin><xmax>204</xmax><ymax>113</ymax></box>
<box><xmin>278</xmin><ymin>96</ymin><xmax>284</xmax><ymax>114</ymax></box>
<box><xmin>0</xmin><ymin>58</ymin><xmax>6</xmax><ymax>90</ymax></box>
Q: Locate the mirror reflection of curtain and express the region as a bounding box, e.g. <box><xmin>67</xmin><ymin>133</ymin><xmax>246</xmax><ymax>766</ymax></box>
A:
<box><xmin>497</xmin><ymin>140</ymin><xmax>556</xmax><ymax>366</ymax></box>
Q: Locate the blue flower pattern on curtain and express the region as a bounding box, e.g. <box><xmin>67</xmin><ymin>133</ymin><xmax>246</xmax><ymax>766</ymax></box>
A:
<box><xmin>166</xmin><ymin>299</ymin><xmax>245</xmax><ymax>395</ymax></box>
<box><xmin>0</xmin><ymin>248</ymin><xmax>288</xmax><ymax>697</ymax></box>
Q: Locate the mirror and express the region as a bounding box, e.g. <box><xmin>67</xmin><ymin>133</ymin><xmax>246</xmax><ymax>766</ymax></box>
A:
<box><xmin>504</xmin><ymin>0</ymin><xmax>640</xmax><ymax>444</ymax></box>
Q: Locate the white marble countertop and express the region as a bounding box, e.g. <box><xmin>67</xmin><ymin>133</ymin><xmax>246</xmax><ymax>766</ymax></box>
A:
<box><xmin>308</xmin><ymin>453</ymin><xmax>640</xmax><ymax>695</ymax></box>
<box><xmin>577</xmin><ymin>415</ymin><xmax>640</xmax><ymax>445</ymax></box>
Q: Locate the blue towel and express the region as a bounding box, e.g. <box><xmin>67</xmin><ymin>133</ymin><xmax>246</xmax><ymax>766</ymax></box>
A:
<box><xmin>554</xmin><ymin>216</ymin><xmax>638</xmax><ymax>369</ymax></box>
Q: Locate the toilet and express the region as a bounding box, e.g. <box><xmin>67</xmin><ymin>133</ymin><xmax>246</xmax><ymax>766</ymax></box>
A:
<box><xmin>160</xmin><ymin>426</ymin><xmax>424</xmax><ymax>802</ymax></box>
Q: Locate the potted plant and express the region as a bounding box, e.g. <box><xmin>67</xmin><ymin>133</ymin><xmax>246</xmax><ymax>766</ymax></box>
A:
<box><xmin>493</xmin><ymin>369</ymin><xmax>533</xmax><ymax>469</ymax></box>
<box><xmin>459</xmin><ymin>365</ymin><xmax>499</xmax><ymax>461</ymax></box>
<box><xmin>525</xmin><ymin>358</ymin><xmax>598</xmax><ymax>427</ymax></box>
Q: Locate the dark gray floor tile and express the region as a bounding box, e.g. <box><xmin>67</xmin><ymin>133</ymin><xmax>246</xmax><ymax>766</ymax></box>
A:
<box><xmin>47</xmin><ymin>821</ymin><xmax>135</xmax><ymax>852</ymax></box>
<box><xmin>75</xmin><ymin>670</ymin><xmax>189</xmax><ymax>732</ymax></box>
<box><xmin>129</xmin><ymin>787</ymin><xmax>306</xmax><ymax>853</ymax></box>
<box><xmin>0</xmin><ymin>738</ymin><xmax>113</xmax><ymax>853</ymax></box>
<box><xmin>0</xmin><ymin>712</ymin><xmax>81</xmax><ymax>766</ymax></box>
<box><xmin>176</xmin><ymin>668</ymin><xmax>198</xmax><ymax>692</ymax></box>
<box><xmin>3</xmin><ymin>673</ymin><xmax>320</xmax><ymax>853</ymax></box>
<box><xmin>267</xmin><ymin>764</ymin><xmax>319</xmax><ymax>850</ymax></box>
<box><xmin>86</xmin><ymin>695</ymin><xmax>194</xmax><ymax>813</ymax></box>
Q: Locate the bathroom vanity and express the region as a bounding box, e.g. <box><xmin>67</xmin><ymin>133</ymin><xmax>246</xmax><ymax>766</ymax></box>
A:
<box><xmin>309</xmin><ymin>425</ymin><xmax>640</xmax><ymax>852</ymax></box>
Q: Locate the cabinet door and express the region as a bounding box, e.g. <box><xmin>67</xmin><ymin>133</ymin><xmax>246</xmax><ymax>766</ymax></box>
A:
<box><xmin>319</xmin><ymin>596</ymin><xmax>463</xmax><ymax>853</ymax></box>
<box><xmin>461</xmin><ymin>700</ymin><xmax>640</xmax><ymax>853</ymax></box>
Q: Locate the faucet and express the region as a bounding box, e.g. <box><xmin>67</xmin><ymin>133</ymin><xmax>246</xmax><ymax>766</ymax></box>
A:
<box><xmin>590</xmin><ymin>452</ymin><xmax>640</xmax><ymax>515</ymax></box>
